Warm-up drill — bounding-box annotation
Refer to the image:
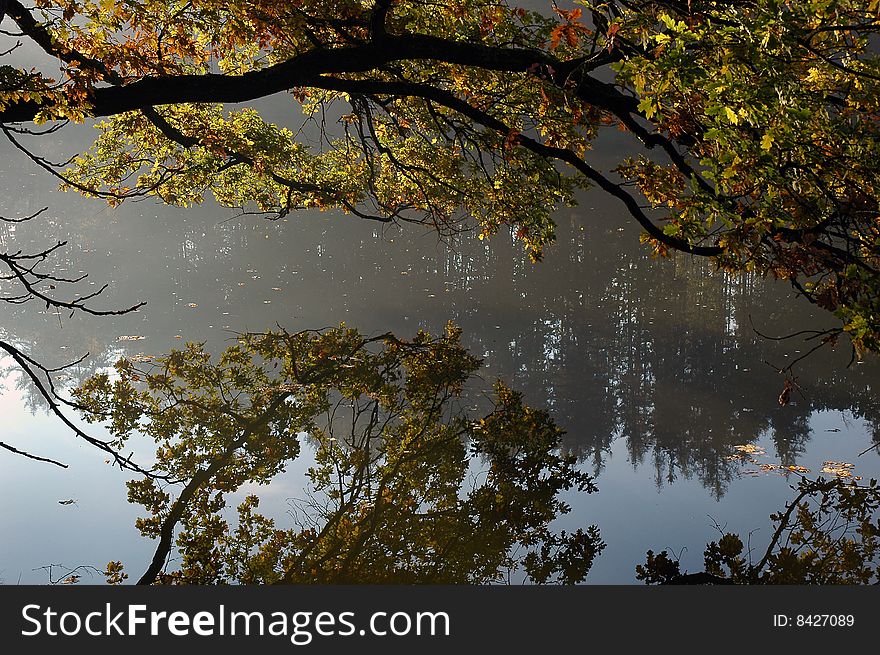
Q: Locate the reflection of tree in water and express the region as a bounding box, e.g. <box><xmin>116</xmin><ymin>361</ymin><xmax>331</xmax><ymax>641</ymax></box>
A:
<box><xmin>638</xmin><ymin>477</ymin><xmax>880</xmax><ymax>585</ymax></box>
<box><xmin>459</xmin><ymin>217</ymin><xmax>880</xmax><ymax>497</ymax></box>
<box><xmin>74</xmin><ymin>324</ymin><xmax>603</xmax><ymax>584</ymax></box>
<box><xmin>2</xmin><ymin>180</ymin><xmax>879</xmax><ymax>499</ymax></box>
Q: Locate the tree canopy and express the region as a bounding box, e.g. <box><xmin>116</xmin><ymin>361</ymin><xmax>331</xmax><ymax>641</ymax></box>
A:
<box><xmin>0</xmin><ymin>0</ymin><xmax>878</xmax><ymax>354</ymax></box>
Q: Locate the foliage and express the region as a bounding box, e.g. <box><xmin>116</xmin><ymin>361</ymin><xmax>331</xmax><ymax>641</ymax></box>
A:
<box><xmin>74</xmin><ymin>323</ymin><xmax>603</xmax><ymax>584</ymax></box>
<box><xmin>637</xmin><ymin>476</ymin><xmax>880</xmax><ymax>584</ymax></box>
<box><xmin>1</xmin><ymin>1</ymin><xmax>878</xmax><ymax>351</ymax></box>
<box><xmin>614</xmin><ymin>1</ymin><xmax>880</xmax><ymax>355</ymax></box>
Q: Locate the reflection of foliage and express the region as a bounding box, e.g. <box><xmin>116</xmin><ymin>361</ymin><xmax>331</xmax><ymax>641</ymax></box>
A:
<box><xmin>74</xmin><ymin>323</ymin><xmax>602</xmax><ymax>584</ymax></box>
<box><xmin>637</xmin><ymin>477</ymin><xmax>880</xmax><ymax>584</ymax></box>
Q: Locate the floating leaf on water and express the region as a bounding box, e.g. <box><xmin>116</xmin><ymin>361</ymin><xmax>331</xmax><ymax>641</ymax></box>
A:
<box><xmin>186</xmin><ymin>303</ymin><xmax>198</xmax><ymax>308</ymax></box>
<box><xmin>127</xmin><ymin>353</ymin><xmax>154</xmax><ymax>363</ymax></box>
<box><xmin>733</xmin><ymin>444</ymin><xmax>766</xmax><ymax>456</ymax></box>
<box><xmin>821</xmin><ymin>461</ymin><xmax>855</xmax><ymax>478</ymax></box>
<box><xmin>271</xmin><ymin>287</ymin><xmax>282</xmax><ymax>291</ymax></box>
<box><xmin>742</xmin><ymin>462</ymin><xmax>811</xmax><ymax>478</ymax></box>
<box><xmin>174</xmin><ymin>335</ymin><xmax>183</xmax><ymax>339</ymax></box>
<box><xmin>116</xmin><ymin>335</ymin><xmax>145</xmax><ymax>342</ymax></box>
<box><xmin>822</xmin><ymin>467</ymin><xmax>853</xmax><ymax>478</ymax></box>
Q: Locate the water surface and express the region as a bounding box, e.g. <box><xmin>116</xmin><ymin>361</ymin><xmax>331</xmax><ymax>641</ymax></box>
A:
<box><xmin>1</xmin><ymin>117</ymin><xmax>878</xmax><ymax>584</ymax></box>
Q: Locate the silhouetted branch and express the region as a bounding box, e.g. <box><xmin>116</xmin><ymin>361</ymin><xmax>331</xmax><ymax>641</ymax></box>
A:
<box><xmin>0</xmin><ymin>439</ymin><xmax>67</xmax><ymax>468</ymax></box>
<box><xmin>0</xmin><ymin>207</ymin><xmax>160</xmax><ymax>474</ymax></box>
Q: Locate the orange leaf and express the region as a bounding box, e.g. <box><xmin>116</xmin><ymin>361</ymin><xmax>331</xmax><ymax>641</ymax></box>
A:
<box><xmin>549</xmin><ymin>25</ymin><xmax>565</xmax><ymax>51</ymax></box>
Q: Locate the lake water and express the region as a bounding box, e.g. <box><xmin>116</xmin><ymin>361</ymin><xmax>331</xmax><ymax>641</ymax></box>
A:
<box><xmin>1</xmin><ymin>115</ymin><xmax>878</xmax><ymax>584</ymax></box>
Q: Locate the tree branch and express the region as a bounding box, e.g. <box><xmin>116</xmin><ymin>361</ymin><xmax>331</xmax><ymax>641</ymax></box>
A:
<box><xmin>311</xmin><ymin>76</ymin><xmax>722</xmax><ymax>255</ymax></box>
<box><xmin>0</xmin><ymin>34</ymin><xmax>615</xmax><ymax>123</ymax></box>
<box><xmin>0</xmin><ymin>439</ymin><xmax>67</xmax><ymax>468</ymax></box>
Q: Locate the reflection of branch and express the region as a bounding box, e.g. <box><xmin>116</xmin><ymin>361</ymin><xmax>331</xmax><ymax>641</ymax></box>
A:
<box><xmin>753</xmin><ymin>479</ymin><xmax>825</xmax><ymax>574</ymax></box>
<box><xmin>34</xmin><ymin>563</ymin><xmax>101</xmax><ymax>585</ymax></box>
<box><xmin>137</xmin><ymin>353</ymin><xmax>332</xmax><ymax>585</ymax></box>
<box><xmin>0</xmin><ymin>207</ymin><xmax>155</xmax><ymax>472</ymax></box>
<box><xmin>0</xmin><ymin>439</ymin><xmax>67</xmax><ymax>468</ymax></box>
<box><xmin>664</xmin><ymin>571</ymin><xmax>734</xmax><ymax>585</ymax></box>
<box><xmin>0</xmin><ymin>338</ymin><xmax>164</xmax><ymax>477</ymax></box>
<box><xmin>278</xmin><ymin>399</ymin><xmax>462</xmax><ymax>584</ymax></box>
<box><xmin>0</xmin><ymin>206</ymin><xmax>48</xmax><ymax>223</ymax></box>
<box><xmin>135</xmin><ymin>330</ymin><xmax>445</xmax><ymax>585</ymax></box>
<box><xmin>135</xmin><ymin>439</ymin><xmax>242</xmax><ymax>585</ymax></box>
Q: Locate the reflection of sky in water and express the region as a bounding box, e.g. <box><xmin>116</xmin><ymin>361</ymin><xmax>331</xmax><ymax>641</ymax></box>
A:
<box><xmin>1</xmin><ymin>113</ymin><xmax>879</xmax><ymax>584</ymax></box>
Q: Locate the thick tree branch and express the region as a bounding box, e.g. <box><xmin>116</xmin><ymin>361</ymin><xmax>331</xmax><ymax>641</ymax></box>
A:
<box><xmin>0</xmin><ymin>34</ymin><xmax>616</xmax><ymax>123</ymax></box>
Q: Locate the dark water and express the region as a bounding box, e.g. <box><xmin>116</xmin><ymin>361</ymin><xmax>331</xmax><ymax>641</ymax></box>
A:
<box><xmin>1</xmin><ymin>111</ymin><xmax>878</xmax><ymax>583</ymax></box>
